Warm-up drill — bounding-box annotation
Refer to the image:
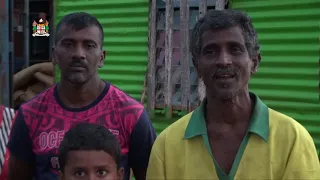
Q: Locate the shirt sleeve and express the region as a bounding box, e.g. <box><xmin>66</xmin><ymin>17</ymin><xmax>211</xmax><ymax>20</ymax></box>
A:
<box><xmin>146</xmin><ymin>133</ymin><xmax>165</xmax><ymax>180</ymax></box>
<box><xmin>7</xmin><ymin>108</ymin><xmax>35</xmax><ymax>164</ymax></box>
<box><xmin>128</xmin><ymin>110</ymin><xmax>157</xmax><ymax>169</ymax></box>
<box><xmin>282</xmin><ymin>133</ymin><xmax>320</xmax><ymax>179</ymax></box>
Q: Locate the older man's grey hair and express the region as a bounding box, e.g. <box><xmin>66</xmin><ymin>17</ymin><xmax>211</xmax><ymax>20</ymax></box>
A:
<box><xmin>190</xmin><ymin>9</ymin><xmax>260</xmax><ymax>65</ymax></box>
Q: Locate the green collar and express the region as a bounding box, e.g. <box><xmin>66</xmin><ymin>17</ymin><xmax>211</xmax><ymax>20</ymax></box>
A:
<box><xmin>184</xmin><ymin>93</ymin><xmax>269</xmax><ymax>142</ymax></box>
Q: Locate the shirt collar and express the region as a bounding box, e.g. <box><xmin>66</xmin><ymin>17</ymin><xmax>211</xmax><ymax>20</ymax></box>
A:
<box><xmin>184</xmin><ymin>93</ymin><xmax>269</xmax><ymax>142</ymax></box>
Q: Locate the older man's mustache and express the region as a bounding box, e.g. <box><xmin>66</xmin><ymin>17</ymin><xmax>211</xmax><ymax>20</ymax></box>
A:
<box><xmin>211</xmin><ymin>67</ymin><xmax>238</xmax><ymax>79</ymax></box>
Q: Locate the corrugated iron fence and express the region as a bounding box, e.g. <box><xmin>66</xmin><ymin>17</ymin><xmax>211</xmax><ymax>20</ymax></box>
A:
<box><xmin>232</xmin><ymin>0</ymin><xmax>320</xmax><ymax>150</ymax></box>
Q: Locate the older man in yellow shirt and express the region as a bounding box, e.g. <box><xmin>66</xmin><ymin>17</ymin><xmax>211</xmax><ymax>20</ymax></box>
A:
<box><xmin>147</xmin><ymin>9</ymin><xmax>320</xmax><ymax>180</ymax></box>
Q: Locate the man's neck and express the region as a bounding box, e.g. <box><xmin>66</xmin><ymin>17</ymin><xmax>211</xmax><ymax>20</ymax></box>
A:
<box><xmin>58</xmin><ymin>77</ymin><xmax>104</xmax><ymax>108</ymax></box>
<box><xmin>206</xmin><ymin>90</ymin><xmax>253</xmax><ymax>125</ymax></box>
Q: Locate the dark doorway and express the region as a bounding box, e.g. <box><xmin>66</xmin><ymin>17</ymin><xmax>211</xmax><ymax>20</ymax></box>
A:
<box><xmin>29</xmin><ymin>0</ymin><xmax>51</xmax><ymax>66</ymax></box>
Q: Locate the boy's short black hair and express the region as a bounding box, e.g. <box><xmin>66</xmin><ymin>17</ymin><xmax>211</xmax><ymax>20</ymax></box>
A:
<box><xmin>58</xmin><ymin>123</ymin><xmax>121</xmax><ymax>172</ymax></box>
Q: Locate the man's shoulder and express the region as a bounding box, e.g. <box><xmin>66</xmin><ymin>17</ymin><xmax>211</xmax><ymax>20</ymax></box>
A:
<box><xmin>104</xmin><ymin>84</ymin><xmax>146</xmax><ymax>128</ymax></box>
<box><xmin>108</xmin><ymin>84</ymin><xmax>144</xmax><ymax>109</ymax></box>
<box><xmin>155</xmin><ymin>112</ymin><xmax>193</xmax><ymax>144</ymax></box>
<box><xmin>268</xmin><ymin>108</ymin><xmax>319</xmax><ymax>177</ymax></box>
<box><xmin>268</xmin><ymin>108</ymin><xmax>314</xmax><ymax>148</ymax></box>
<box><xmin>20</xmin><ymin>86</ymin><xmax>55</xmax><ymax>111</ymax></box>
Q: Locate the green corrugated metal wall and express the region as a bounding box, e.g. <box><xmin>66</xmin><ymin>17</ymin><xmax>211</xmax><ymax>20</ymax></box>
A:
<box><xmin>232</xmin><ymin>0</ymin><xmax>320</xmax><ymax>149</ymax></box>
<box><xmin>54</xmin><ymin>0</ymin><xmax>149</xmax><ymax>100</ymax></box>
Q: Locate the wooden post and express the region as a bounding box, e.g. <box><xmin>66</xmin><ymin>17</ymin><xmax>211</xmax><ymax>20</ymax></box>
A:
<box><xmin>180</xmin><ymin>0</ymin><xmax>190</xmax><ymax>113</ymax></box>
<box><xmin>198</xmin><ymin>0</ymin><xmax>207</xmax><ymax>104</ymax></box>
<box><xmin>199</xmin><ymin>0</ymin><xmax>207</xmax><ymax>18</ymax></box>
<box><xmin>147</xmin><ymin>0</ymin><xmax>157</xmax><ymax>117</ymax></box>
<box><xmin>164</xmin><ymin>0</ymin><xmax>173</xmax><ymax>118</ymax></box>
<box><xmin>187</xmin><ymin>8</ymin><xmax>191</xmax><ymax>112</ymax></box>
<box><xmin>140</xmin><ymin>72</ymin><xmax>147</xmax><ymax>104</ymax></box>
<box><xmin>216</xmin><ymin>0</ymin><xmax>225</xmax><ymax>10</ymax></box>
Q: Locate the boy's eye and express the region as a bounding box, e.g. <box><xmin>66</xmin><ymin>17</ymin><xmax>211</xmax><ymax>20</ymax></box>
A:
<box><xmin>97</xmin><ymin>170</ymin><xmax>107</xmax><ymax>176</ymax></box>
<box><xmin>75</xmin><ymin>171</ymin><xmax>85</xmax><ymax>177</ymax></box>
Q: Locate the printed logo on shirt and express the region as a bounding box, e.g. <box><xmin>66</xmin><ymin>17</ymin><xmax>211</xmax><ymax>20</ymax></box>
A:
<box><xmin>38</xmin><ymin>131</ymin><xmax>65</xmax><ymax>150</ymax></box>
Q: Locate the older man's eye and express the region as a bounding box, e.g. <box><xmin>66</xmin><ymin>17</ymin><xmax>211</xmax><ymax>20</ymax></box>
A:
<box><xmin>229</xmin><ymin>45</ymin><xmax>244</xmax><ymax>55</ymax></box>
<box><xmin>206</xmin><ymin>49</ymin><xmax>213</xmax><ymax>54</ymax></box>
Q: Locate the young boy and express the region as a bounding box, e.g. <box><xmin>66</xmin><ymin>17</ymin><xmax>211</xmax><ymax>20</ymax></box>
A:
<box><xmin>58</xmin><ymin>123</ymin><xmax>124</xmax><ymax>180</ymax></box>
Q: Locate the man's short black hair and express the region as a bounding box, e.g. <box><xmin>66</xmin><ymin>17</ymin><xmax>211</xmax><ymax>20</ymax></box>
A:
<box><xmin>58</xmin><ymin>123</ymin><xmax>121</xmax><ymax>172</ymax></box>
<box><xmin>190</xmin><ymin>9</ymin><xmax>260</xmax><ymax>64</ymax></box>
<box><xmin>54</xmin><ymin>12</ymin><xmax>104</xmax><ymax>47</ymax></box>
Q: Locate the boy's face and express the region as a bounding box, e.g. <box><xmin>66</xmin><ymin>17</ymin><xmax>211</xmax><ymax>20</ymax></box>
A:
<box><xmin>60</xmin><ymin>150</ymin><xmax>124</xmax><ymax>180</ymax></box>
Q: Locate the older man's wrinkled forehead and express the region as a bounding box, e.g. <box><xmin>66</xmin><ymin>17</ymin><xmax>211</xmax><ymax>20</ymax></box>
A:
<box><xmin>55</xmin><ymin>24</ymin><xmax>103</xmax><ymax>46</ymax></box>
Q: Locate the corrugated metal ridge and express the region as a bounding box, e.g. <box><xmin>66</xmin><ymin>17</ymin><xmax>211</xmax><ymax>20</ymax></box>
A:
<box><xmin>233</xmin><ymin>0</ymin><xmax>320</xmax><ymax>149</ymax></box>
<box><xmin>58</xmin><ymin>0</ymin><xmax>148</xmax><ymax>7</ymax></box>
<box><xmin>55</xmin><ymin>0</ymin><xmax>149</xmax><ymax>100</ymax></box>
<box><xmin>233</xmin><ymin>0</ymin><xmax>320</xmax><ymax>9</ymax></box>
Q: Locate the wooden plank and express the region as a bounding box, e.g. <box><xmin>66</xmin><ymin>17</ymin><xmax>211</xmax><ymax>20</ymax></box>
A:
<box><xmin>199</xmin><ymin>0</ymin><xmax>207</xmax><ymax>18</ymax></box>
<box><xmin>216</xmin><ymin>0</ymin><xmax>226</xmax><ymax>10</ymax></box>
<box><xmin>140</xmin><ymin>72</ymin><xmax>147</xmax><ymax>104</ymax></box>
<box><xmin>164</xmin><ymin>0</ymin><xmax>173</xmax><ymax>118</ymax></box>
<box><xmin>147</xmin><ymin>0</ymin><xmax>157</xmax><ymax>117</ymax></box>
<box><xmin>180</xmin><ymin>0</ymin><xmax>190</xmax><ymax>112</ymax></box>
<box><xmin>197</xmin><ymin>0</ymin><xmax>207</xmax><ymax>104</ymax></box>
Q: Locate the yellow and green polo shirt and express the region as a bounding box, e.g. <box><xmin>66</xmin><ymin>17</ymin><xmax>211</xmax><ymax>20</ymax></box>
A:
<box><xmin>147</xmin><ymin>93</ymin><xmax>320</xmax><ymax>180</ymax></box>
